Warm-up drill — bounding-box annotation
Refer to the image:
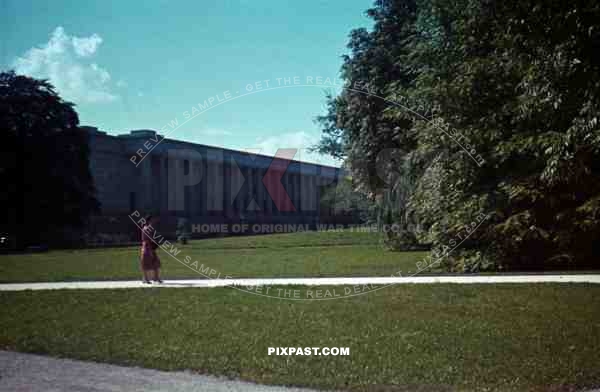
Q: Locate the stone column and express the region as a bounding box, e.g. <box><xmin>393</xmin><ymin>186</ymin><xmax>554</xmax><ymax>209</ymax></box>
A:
<box><xmin>205</xmin><ymin>159</ymin><xmax>214</xmax><ymax>214</ymax></box>
<box><xmin>159</xmin><ymin>155</ymin><xmax>167</xmax><ymax>214</ymax></box>
<box><xmin>223</xmin><ymin>158</ymin><xmax>231</xmax><ymax>218</ymax></box>
<box><xmin>315</xmin><ymin>181</ymin><xmax>321</xmax><ymax>227</ymax></box>
<box><xmin>246</xmin><ymin>166</ymin><xmax>254</xmax><ymax>212</ymax></box>
<box><xmin>231</xmin><ymin>162</ymin><xmax>245</xmax><ymax>217</ymax></box>
<box><xmin>255</xmin><ymin>167</ymin><xmax>263</xmax><ymax>213</ymax></box>
<box><xmin>264</xmin><ymin>168</ymin><xmax>273</xmax><ymax>217</ymax></box>
<box><xmin>140</xmin><ymin>157</ymin><xmax>152</xmax><ymax>212</ymax></box>
<box><xmin>300</xmin><ymin>174</ymin><xmax>315</xmax><ymax>225</ymax></box>
<box><xmin>273</xmin><ymin>169</ymin><xmax>282</xmax><ymax>219</ymax></box>
<box><xmin>291</xmin><ymin>173</ymin><xmax>298</xmax><ymax>214</ymax></box>
<box><xmin>214</xmin><ymin>161</ymin><xmax>224</xmax><ymax>215</ymax></box>
<box><xmin>240</xmin><ymin>166</ymin><xmax>249</xmax><ymax>214</ymax></box>
<box><xmin>191</xmin><ymin>158</ymin><xmax>203</xmax><ymax>218</ymax></box>
<box><xmin>287</xmin><ymin>173</ymin><xmax>293</xmax><ymax>213</ymax></box>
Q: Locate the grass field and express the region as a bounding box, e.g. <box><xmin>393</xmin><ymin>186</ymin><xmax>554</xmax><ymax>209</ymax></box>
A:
<box><xmin>1</xmin><ymin>284</ymin><xmax>599</xmax><ymax>391</ymax></box>
<box><xmin>2</xmin><ymin>230</ymin><xmax>600</xmax><ymax>390</ymax></box>
<box><xmin>0</xmin><ymin>230</ymin><xmax>430</xmax><ymax>282</ymax></box>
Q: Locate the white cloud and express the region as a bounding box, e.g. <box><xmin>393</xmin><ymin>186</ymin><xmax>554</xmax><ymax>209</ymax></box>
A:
<box><xmin>254</xmin><ymin>131</ymin><xmax>341</xmax><ymax>166</ymax></box>
<box><xmin>12</xmin><ymin>26</ymin><xmax>117</xmax><ymax>104</ymax></box>
<box><xmin>72</xmin><ymin>33</ymin><xmax>102</xmax><ymax>57</ymax></box>
<box><xmin>116</xmin><ymin>79</ymin><xmax>128</xmax><ymax>88</ymax></box>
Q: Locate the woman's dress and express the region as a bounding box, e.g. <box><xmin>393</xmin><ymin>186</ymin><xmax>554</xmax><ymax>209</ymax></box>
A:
<box><xmin>140</xmin><ymin>225</ymin><xmax>161</xmax><ymax>270</ymax></box>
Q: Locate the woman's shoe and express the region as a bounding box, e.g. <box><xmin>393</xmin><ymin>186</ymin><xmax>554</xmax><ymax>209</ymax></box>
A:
<box><xmin>154</xmin><ymin>279</ymin><xmax>163</xmax><ymax>284</ymax></box>
<box><xmin>142</xmin><ymin>280</ymin><xmax>151</xmax><ymax>284</ymax></box>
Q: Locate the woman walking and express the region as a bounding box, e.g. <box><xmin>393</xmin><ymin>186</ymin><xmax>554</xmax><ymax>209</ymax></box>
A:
<box><xmin>140</xmin><ymin>215</ymin><xmax>162</xmax><ymax>283</ymax></box>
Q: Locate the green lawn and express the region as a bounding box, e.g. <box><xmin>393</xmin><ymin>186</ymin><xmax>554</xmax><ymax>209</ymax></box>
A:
<box><xmin>1</xmin><ymin>284</ymin><xmax>599</xmax><ymax>391</ymax></box>
<box><xmin>0</xmin><ymin>230</ymin><xmax>430</xmax><ymax>282</ymax></box>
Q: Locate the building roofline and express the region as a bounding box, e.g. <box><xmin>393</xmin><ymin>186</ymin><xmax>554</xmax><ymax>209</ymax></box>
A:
<box><xmin>86</xmin><ymin>126</ymin><xmax>345</xmax><ymax>172</ymax></box>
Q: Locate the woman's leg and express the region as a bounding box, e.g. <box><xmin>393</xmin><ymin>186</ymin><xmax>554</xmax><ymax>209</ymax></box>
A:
<box><xmin>142</xmin><ymin>258</ymin><xmax>151</xmax><ymax>283</ymax></box>
<box><xmin>141</xmin><ymin>247</ymin><xmax>153</xmax><ymax>283</ymax></box>
<box><xmin>153</xmin><ymin>252</ymin><xmax>162</xmax><ymax>282</ymax></box>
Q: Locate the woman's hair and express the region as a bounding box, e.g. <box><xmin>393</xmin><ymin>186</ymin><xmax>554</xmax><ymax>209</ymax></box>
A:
<box><xmin>144</xmin><ymin>215</ymin><xmax>153</xmax><ymax>224</ymax></box>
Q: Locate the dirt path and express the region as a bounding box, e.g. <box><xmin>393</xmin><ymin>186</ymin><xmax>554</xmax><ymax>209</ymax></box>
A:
<box><xmin>0</xmin><ymin>350</ymin><xmax>318</xmax><ymax>392</ymax></box>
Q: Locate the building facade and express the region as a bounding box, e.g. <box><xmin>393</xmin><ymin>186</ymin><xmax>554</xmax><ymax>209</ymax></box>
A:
<box><xmin>84</xmin><ymin>127</ymin><xmax>343</xmax><ymax>239</ymax></box>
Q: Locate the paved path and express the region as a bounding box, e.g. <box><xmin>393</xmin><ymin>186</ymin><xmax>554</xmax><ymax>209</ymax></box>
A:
<box><xmin>1</xmin><ymin>350</ymin><xmax>599</xmax><ymax>392</ymax></box>
<box><xmin>1</xmin><ymin>275</ymin><xmax>599</xmax><ymax>291</ymax></box>
<box><xmin>0</xmin><ymin>350</ymin><xmax>317</xmax><ymax>392</ymax></box>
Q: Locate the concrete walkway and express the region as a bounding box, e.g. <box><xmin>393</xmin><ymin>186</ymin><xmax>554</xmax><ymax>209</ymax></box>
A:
<box><xmin>1</xmin><ymin>274</ymin><xmax>599</xmax><ymax>291</ymax></box>
<box><xmin>1</xmin><ymin>350</ymin><xmax>599</xmax><ymax>392</ymax></box>
<box><xmin>0</xmin><ymin>350</ymin><xmax>317</xmax><ymax>392</ymax></box>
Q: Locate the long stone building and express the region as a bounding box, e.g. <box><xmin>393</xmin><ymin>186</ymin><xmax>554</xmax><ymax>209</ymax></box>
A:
<box><xmin>84</xmin><ymin>127</ymin><xmax>344</xmax><ymax>239</ymax></box>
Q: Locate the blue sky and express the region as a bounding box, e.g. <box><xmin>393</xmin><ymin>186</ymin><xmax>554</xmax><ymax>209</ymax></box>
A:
<box><xmin>1</xmin><ymin>0</ymin><xmax>374</xmax><ymax>166</ymax></box>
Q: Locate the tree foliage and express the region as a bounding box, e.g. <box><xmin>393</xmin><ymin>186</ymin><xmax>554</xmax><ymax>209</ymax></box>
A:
<box><xmin>317</xmin><ymin>0</ymin><xmax>600</xmax><ymax>270</ymax></box>
<box><xmin>0</xmin><ymin>71</ymin><xmax>99</xmax><ymax>248</ymax></box>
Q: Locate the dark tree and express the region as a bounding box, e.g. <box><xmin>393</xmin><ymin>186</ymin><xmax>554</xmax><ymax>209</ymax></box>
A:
<box><xmin>317</xmin><ymin>0</ymin><xmax>600</xmax><ymax>271</ymax></box>
<box><xmin>0</xmin><ymin>71</ymin><xmax>99</xmax><ymax>248</ymax></box>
